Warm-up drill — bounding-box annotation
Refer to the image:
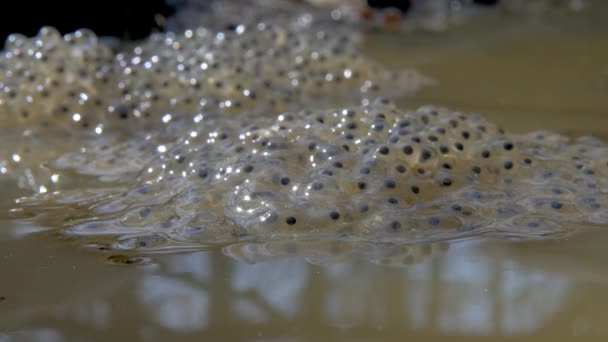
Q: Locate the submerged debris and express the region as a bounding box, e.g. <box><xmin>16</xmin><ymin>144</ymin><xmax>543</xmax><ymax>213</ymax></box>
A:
<box><xmin>107</xmin><ymin>254</ymin><xmax>156</xmax><ymax>265</ymax></box>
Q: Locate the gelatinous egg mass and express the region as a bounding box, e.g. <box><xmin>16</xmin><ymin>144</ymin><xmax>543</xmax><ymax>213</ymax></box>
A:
<box><xmin>14</xmin><ymin>100</ymin><xmax>608</xmax><ymax>258</ymax></box>
<box><xmin>0</xmin><ymin>25</ymin><xmax>423</xmax><ymax>128</ymax></box>
<box><xmin>0</xmin><ymin>24</ymin><xmax>426</xmax><ymax>193</ymax></box>
<box><xmin>2</xmin><ymin>3</ymin><xmax>606</xmax><ymax>266</ymax></box>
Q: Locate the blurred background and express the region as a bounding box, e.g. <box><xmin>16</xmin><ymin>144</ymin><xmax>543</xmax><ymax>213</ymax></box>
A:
<box><xmin>0</xmin><ymin>0</ymin><xmax>174</xmax><ymax>43</ymax></box>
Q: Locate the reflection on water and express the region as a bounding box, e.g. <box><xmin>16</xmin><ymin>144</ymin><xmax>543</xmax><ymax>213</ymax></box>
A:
<box><xmin>231</xmin><ymin>259</ymin><xmax>309</xmax><ymax>320</ymax></box>
<box><xmin>4</xmin><ymin>224</ymin><xmax>607</xmax><ymax>339</ymax></box>
<box><xmin>366</xmin><ymin>2</ymin><xmax>608</xmax><ymax>137</ymax></box>
<box><xmin>2</xmin><ymin>177</ymin><xmax>608</xmax><ymax>339</ymax></box>
<box><xmin>138</xmin><ymin>275</ymin><xmax>209</xmax><ymax>331</ymax></box>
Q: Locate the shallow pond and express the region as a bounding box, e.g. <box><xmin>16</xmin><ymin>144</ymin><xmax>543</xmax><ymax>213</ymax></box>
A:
<box><xmin>1</xmin><ymin>3</ymin><xmax>608</xmax><ymax>341</ymax></box>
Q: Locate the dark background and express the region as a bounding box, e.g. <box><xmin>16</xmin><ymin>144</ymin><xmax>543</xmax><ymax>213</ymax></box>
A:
<box><xmin>0</xmin><ymin>0</ymin><xmax>500</xmax><ymax>45</ymax></box>
<box><xmin>0</xmin><ymin>1</ymin><xmax>175</xmax><ymax>45</ymax></box>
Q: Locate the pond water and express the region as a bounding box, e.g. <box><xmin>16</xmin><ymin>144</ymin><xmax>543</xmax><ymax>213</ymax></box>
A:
<box><xmin>1</xmin><ymin>3</ymin><xmax>608</xmax><ymax>341</ymax></box>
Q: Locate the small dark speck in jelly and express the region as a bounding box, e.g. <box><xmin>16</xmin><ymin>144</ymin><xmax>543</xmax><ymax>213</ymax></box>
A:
<box><xmin>428</xmin><ymin>217</ymin><xmax>440</xmax><ymax>226</ymax></box>
<box><xmin>384</xmin><ymin>179</ymin><xmax>396</xmax><ymax>189</ymax></box>
<box><xmin>497</xmin><ymin>206</ymin><xmax>518</xmax><ymax>215</ymax></box>
<box><xmin>139</xmin><ymin>207</ymin><xmax>151</xmax><ymax>217</ymax></box>
<box><xmin>85</xmin><ymin>223</ymin><xmax>101</xmax><ymax>230</ymax></box>
<box><xmin>583</xmin><ymin>197</ymin><xmax>600</xmax><ymax>209</ymax></box>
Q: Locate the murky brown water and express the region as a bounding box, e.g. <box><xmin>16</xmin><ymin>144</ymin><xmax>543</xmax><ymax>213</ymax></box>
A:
<box><xmin>2</xmin><ymin>5</ymin><xmax>608</xmax><ymax>341</ymax></box>
<box><xmin>368</xmin><ymin>5</ymin><xmax>608</xmax><ymax>137</ymax></box>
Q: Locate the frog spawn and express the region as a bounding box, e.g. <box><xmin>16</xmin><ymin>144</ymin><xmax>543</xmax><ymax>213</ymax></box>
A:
<box><xmin>3</xmin><ymin>17</ymin><xmax>607</xmax><ymax>266</ymax></box>
<box><xmin>16</xmin><ymin>100</ymin><xmax>608</xmax><ymax>266</ymax></box>
<box><xmin>0</xmin><ymin>27</ymin><xmax>115</xmax><ymax>129</ymax></box>
<box><xmin>0</xmin><ymin>25</ymin><xmax>425</xmax><ymax>128</ymax></box>
<box><xmin>166</xmin><ymin>0</ymin><xmax>347</xmax><ymax>33</ymax></box>
<box><xmin>0</xmin><ymin>25</ymin><xmax>427</xmax><ymax>192</ymax></box>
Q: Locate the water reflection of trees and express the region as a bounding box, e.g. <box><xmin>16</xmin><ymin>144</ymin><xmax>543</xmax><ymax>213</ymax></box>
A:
<box><xmin>2</xmin><ymin>239</ymin><xmax>587</xmax><ymax>339</ymax></box>
<box><xmin>132</xmin><ymin>240</ymin><xmax>571</xmax><ymax>337</ymax></box>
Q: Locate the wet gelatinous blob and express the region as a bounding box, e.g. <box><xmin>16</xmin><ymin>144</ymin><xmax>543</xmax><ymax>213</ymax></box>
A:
<box><xmin>0</xmin><ymin>25</ymin><xmax>426</xmax><ymax>192</ymax></box>
<box><xmin>0</xmin><ymin>3</ymin><xmax>604</xmax><ymax>265</ymax></box>
<box><xmin>14</xmin><ymin>101</ymin><xmax>608</xmax><ymax>263</ymax></box>
<box><xmin>0</xmin><ymin>25</ymin><xmax>424</xmax><ymax>128</ymax></box>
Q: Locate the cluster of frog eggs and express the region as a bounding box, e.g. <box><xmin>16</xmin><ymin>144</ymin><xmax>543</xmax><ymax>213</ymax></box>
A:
<box><xmin>0</xmin><ymin>24</ymin><xmax>422</xmax><ymax>130</ymax></box>
<box><xmin>1</xmin><ymin>10</ymin><xmax>606</xmax><ymax>257</ymax></box>
<box><xmin>22</xmin><ymin>100</ymin><xmax>607</xmax><ymax>250</ymax></box>
<box><xmin>0</xmin><ymin>28</ymin><xmax>114</xmax><ymax>128</ymax></box>
<box><xmin>0</xmin><ymin>22</ymin><xmax>424</xmax><ymax>195</ymax></box>
<box><xmin>166</xmin><ymin>0</ymin><xmax>340</xmax><ymax>32</ymax></box>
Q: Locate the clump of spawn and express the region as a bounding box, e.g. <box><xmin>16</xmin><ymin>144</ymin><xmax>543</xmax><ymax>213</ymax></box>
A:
<box><xmin>17</xmin><ymin>100</ymin><xmax>608</xmax><ymax>256</ymax></box>
<box><xmin>165</xmin><ymin>0</ymin><xmax>346</xmax><ymax>32</ymax></box>
<box><xmin>2</xmin><ymin>6</ymin><xmax>606</xmax><ymax>266</ymax></box>
<box><xmin>0</xmin><ymin>25</ymin><xmax>424</xmax><ymax>128</ymax></box>
<box><xmin>0</xmin><ymin>27</ymin><xmax>115</xmax><ymax>128</ymax></box>
<box><xmin>0</xmin><ymin>25</ymin><xmax>426</xmax><ymax>191</ymax></box>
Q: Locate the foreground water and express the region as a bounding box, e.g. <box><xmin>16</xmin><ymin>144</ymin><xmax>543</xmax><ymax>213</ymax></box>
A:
<box><xmin>2</xmin><ymin>4</ymin><xmax>608</xmax><ymax>341</ymax></box>
<box><xmin>3</xmin><ymin>188</ymin><xmax>608</xmax><ymax>340</ymax></box>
